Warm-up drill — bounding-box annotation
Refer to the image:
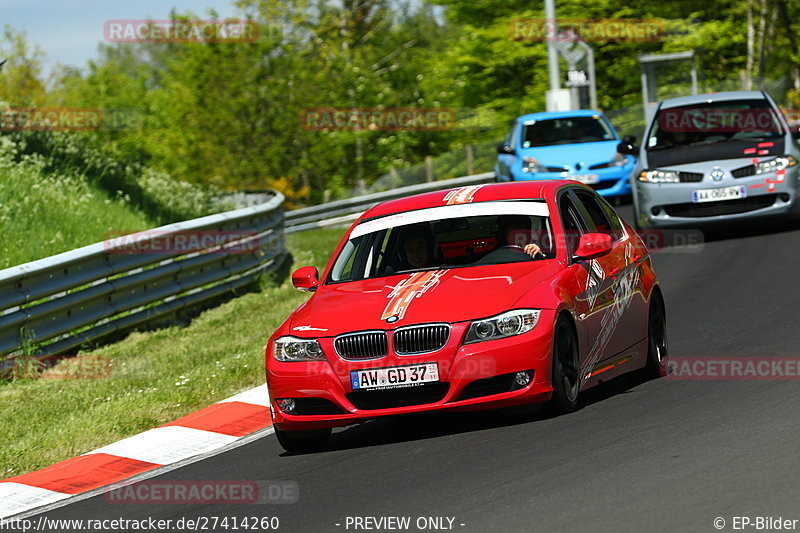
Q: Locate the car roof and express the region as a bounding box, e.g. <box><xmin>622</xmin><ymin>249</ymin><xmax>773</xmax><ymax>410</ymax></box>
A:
<box><xmin>359</xmin><ymin>181</ymin><xmax>572</xmax><ymax>221</ymax></box>
<box><xmin>515</xmin><ymin>109</ymin><xmax>606</xmax><ymax>123</ymax></box>
<box><xmin>659</xmin><ymin>91</ymin><xmax>768</xmax><ymax>109</ymax></box>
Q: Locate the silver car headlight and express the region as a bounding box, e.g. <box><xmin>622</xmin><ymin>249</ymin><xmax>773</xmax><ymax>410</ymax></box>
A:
<box><xmin>638</xmin><ymin>169</ymin><xmax>680</xmax><ymax>183</ymax></box>
<box><xmin>273</xmin><ymin>336</ymin><xmax>326</xmax><ymax>362</ymax></box>
<box><xmin>465</xmin><ymin>309</ymin><xmax>541</xmax><ymax>344</ymax></box>
<box><xmin>522</xmin><ymin>157</ymin><xmax>548</xmax><ymax>173</ymax></box>
<box><xmin>755</xmin><ymin>155</ymin><xmax>797</xmax><ymax>174</ymax></box>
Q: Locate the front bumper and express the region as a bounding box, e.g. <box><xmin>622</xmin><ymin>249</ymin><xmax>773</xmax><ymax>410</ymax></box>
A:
<box><xmin>504</xmin><ymin>166</ymin><xmax>633</xmax><ymax>197</ymax></box>
<box><xmin>266</xmin><ymin>312</ymin><xmax>557</xmax><ymax>431</ymax></box>
<box><xmin>633</xmin><ymin>169</ymin><xmax>800</xmax><ymax>228</ymax></box>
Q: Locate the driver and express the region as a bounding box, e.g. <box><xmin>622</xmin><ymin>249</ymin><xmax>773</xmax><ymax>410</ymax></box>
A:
<box><xmin>398</xmin><ymin>224</ymin><xmax>437</xmax><ymax>269</ymax></box>
<box><xmin>497</xmin><ymin>215</ymin><xmax>544</xmax><ymax>258</ymax></box>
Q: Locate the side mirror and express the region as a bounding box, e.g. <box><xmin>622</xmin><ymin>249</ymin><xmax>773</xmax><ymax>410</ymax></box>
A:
<box><xmin>496</xmin><ymin>142</ymin><xmax>515</xmax><ymax>155</ymax></box>
<box><xmin>292</xmin><ymin>266</ymin><xmax>320</xmax><ymax>292</ymax></box>
<box><xmin>792</xmin><ymin>130</ymin><xmax>800</xmax><ymax>141</ymax></box>
<box><xmin>574</xmin><ymin>233</ymin><xmax>613</xmax><ymax>260</ymax></box>
<box><xmin>617</xmin><ymin>135</ymin><xmax>638</xmax><ymax>156</ymax></box>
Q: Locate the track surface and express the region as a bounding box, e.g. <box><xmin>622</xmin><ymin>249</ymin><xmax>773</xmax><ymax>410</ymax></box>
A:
<box><xmin>40</xmin><ymin>207</ymin><xmax>800</xmax><ymax>532</ymax></box>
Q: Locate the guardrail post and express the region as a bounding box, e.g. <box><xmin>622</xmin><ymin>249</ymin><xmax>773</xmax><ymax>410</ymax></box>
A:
<box><xmin>425</xmin><ymin>156</ymin><xmax>434</xmax><ymax>183</ymax></box>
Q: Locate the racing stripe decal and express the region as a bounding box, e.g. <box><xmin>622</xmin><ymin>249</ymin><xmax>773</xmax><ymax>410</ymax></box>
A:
<box><xmin>586</xmin><ymin>354</ymin><xmax>635</xmax><ymax>379</ymax></box>
<box><xmin>382</xmin><ymin>270</ymin><xmax>447</xmax><ymax>322</ymax></box>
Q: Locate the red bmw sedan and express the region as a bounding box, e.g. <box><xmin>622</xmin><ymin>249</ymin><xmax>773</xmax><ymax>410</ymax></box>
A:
<box><xmin>266</xmin><ymin>180</ymin><xmax>667</xmax><ymax>453</ymax></box>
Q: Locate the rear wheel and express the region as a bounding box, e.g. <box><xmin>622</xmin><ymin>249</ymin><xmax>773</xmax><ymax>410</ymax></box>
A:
<box><xmin>547</xmin><ymin>317</ymin><xmax>580</xmax><ymax>414</ymax></box>
<box><xmin>643</xmin><ymin>290</ymin><xmax>668</xmax><ymax>378</ymax></box>
<box><xmin>275</xmin><ymin>427</ymin><xmax>331</xmax><ymax>454</ymax></box>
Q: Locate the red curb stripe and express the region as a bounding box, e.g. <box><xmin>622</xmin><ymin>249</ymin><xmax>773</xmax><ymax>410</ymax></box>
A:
<box><xmin>161</xmin><ymin>401</ymin><xmax>272</xmax><ymax>437</ymax></box>
<box><xmin>4</xmin><ymin>454</ymin><xmax>161</xmax><ymax>495</ymax></box>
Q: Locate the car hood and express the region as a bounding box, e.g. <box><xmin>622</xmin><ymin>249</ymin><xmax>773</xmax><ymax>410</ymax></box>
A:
<box><xmin>644</xmin><ymin>138</ymin><xmax>787</xmax><ymax>167</ymax></box>
<box><xmin>520</xmin><ymin>140</ymin><xmax>620</xmax><ymax>169</ymax></box>
<box><xmin>289</xmin><ymin>261</ymin><xmax>563</xmax><ymax>335</ymax></box>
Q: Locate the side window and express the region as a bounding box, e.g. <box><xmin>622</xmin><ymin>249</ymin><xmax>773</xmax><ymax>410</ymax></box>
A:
<box><xmin>573</xmin><ymin>190</ymin><xmax>619</xmax><ymax>240</ymax></box>
<box><xmin>596</xmin><ymin>196</ymin><xmax>625</xmax><ymax>239</ymax></box>
<box><xmin>509</xmin><ymin>121</ymin><xmax>520</xmax><ymax>150</ymax></box>
<box><xmin>504</xmin><ymin>123</ymin><xmax>514</xmax><ymax>147</ymax></box>
<box><xmin>559</xmin><ymin>194</ymin><xmax>586</xmax><ymax>256</ymax></box>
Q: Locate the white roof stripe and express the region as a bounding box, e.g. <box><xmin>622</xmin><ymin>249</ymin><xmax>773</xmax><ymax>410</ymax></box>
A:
<box><xmin>351</xmin><ymin>201</ymin><xmax>549</xmax><ymax>239</ymax></box>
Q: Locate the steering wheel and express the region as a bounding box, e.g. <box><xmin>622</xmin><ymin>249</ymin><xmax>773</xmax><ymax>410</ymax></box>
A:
<box><xmin>499</xmin><ymin>245</ymin><xmax>527</xmax><ymax>253</ymax></box>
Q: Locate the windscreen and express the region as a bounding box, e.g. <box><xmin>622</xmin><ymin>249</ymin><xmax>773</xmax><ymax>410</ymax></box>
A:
<box><xmin>521</xmin><ymin>115</ymin><xmax>616</xmax><ymax>148</ymax></box>
<box><xmin>329</xmin><ymin>201</ymin><xmax>554</xmax><ymax>283</ymax></box>
<box><xmin>647</xmin><ymin>99</ymin><xmax>785</xmax><ymax>150</ymax></box>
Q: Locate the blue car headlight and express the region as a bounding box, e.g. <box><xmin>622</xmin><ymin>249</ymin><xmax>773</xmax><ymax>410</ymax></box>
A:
<box><xmin>609</xmin><ymin>153</ymin><xmax>630</xmax><ymax>167</ymax></box>
<box><xmin>522</xmin><ymin>157</ymin><xmax>548</xmax><ymax>173</ymax></box>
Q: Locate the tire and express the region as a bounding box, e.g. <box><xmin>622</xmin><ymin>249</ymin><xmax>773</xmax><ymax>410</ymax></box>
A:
<box><xmin>275</xmin><ymin>427</ymin><xmax>331</xmax><ymax>454</ymax></box>
<box><xmin>643</xmin><ymin>290</ymin><xmax>668</xmax><ymax>378</ymax></box>
<box><xmin>547</xmin><ymin>316</ymin><xmax>580</xmax><ymax>414</ymax></box>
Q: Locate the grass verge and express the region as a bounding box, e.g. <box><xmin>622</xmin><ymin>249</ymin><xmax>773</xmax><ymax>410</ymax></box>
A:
<box><xmin>0</xmin><ymin>227</ymin><xmax>346</xmax><ymax>478</ymax></box>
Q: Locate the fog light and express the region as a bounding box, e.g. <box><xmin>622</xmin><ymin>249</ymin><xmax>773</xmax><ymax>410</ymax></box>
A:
<box><xmin>514</xmin><ymin>371</ymin><xmax>532</xmax><ymax>387</ymax></box>
<box><xmin>651</xmin><ymin>206</ymin><xmax>662</xmax><ymax>216</ymax></box>
<box><xmin>780</xmin><ymin>193</ymin><xmax>790</xmax><ymax>202</ymax></box>
<box><xmin>277</xmin><ymin>398</ymin><xmax>296</xmax><ymax>413</ymax></box>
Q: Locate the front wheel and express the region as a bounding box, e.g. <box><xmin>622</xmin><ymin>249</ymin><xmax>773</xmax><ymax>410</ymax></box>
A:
<box><xmin>547</xmin><ymin>317</ymin><xmax>580</xmax><ymax>414</ymax></box>
<box><xmin>275</xmin><ymin>426</ymin><xmax>331</xmax><ymax>454</ymax></box>
<box><xmin>643</xmin><ymin>290</ymin><xmax>668</xmax><ymax>378</ymax></box>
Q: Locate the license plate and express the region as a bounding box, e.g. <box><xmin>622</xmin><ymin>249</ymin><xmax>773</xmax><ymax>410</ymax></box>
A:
<box><xmin>350</xmin><ymin>363</ymin><xmax>439</xmax><ymax>391</ymax></box>
<box><xmin>692</xmin><ymin>185</ymin><xmax>747</xmax><ymax>203</ymax></box>
<box><xmin>567</xmin><ymin>174</ymin><xmax>599</xmax><ymax>184</ymax></box>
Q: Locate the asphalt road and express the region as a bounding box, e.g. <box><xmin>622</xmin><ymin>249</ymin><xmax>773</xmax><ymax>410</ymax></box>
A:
<box><xmin>40</xmin><ymin>206</ymin><xmax>800</xmax><ymax>533</ymax></box>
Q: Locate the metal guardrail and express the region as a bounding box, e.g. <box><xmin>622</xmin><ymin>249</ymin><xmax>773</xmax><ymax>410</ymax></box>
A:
<box><xmin>284</xmin><ymin>172</ymin><xmax>496</xmax><ymax>233</ymax></box>
<box><xmin>0</xmin><ymin>192</ymin><xmax>287</xmax><ymax>361</ymax></box>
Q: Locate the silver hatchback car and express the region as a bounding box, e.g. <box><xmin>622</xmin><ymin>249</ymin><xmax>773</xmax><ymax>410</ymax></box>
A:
<box><xmin>620</xmin><ymin>91</ymin><xmax>800</xmax><ymax>228</ymax></box>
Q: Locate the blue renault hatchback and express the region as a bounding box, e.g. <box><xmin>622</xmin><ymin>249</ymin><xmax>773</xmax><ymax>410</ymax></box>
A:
<box><xmin>494</xmin><ymin>110</ymin><xmax>635</xmax><ymax>199</ymax></box>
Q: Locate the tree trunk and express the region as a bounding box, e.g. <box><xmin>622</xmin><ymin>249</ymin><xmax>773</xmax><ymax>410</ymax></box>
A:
<box><xmin>746</xmin><ymin>0</ymin><xmax>754</xmax><ymax>90</ymax></box>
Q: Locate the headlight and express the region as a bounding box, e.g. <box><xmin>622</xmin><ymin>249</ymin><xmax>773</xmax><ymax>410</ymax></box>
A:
<box><xmin>522</xmin><ymin>157</ymin><xmax>547</xmax><ymax>173</ymax></box>
<box><xmin>273</xmin><ymin>336</ymin><xmax>326</xmax><ymax>362</ymax></box>
<box><xmin>609</xmin><ymin>152</ymin><xmax>629</xmax><ymax>167</ymax></box>
<box><xmin>465</xmin><ymin>309</ymin><xmax>540</xmax><ymax>344</ymax></box>
<box><xmin>638</xmin><ymin>169</ymin><xmax>680</xmax><ymax>183</ymax></box>
<box><xmin>755</xmin><ymin>155</ymin><xmax>797</xmax><ymax>174</ymax></box>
